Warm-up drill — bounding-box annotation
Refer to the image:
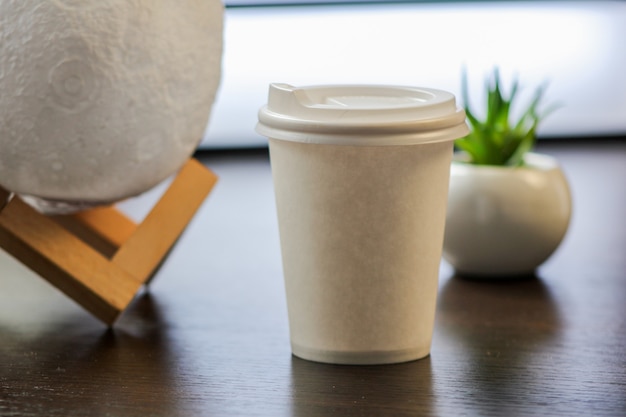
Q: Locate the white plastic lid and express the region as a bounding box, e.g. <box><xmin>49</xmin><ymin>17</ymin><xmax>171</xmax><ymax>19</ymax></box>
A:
<box><xmin>256</xmin><ymin>83</ymin><xmax>469</xmax><ymax>145</ymax></box>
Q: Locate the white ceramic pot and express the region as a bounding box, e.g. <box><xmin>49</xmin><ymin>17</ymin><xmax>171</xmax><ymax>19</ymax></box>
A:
<box><xmin>0</xmin><ymin>0</ymin><xmax>223</xmax><ymax>213</ymax></box>
<box><xmin>442</xmin><ymin>152</ymin><xmax>572</xmax><ymax>277</ymax></box>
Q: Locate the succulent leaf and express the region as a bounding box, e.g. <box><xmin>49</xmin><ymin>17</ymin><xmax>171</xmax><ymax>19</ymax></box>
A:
<box><xmin>456</xmin><ymin>67</ymin><xmax>556</xmax><ymax>166</ymax></box>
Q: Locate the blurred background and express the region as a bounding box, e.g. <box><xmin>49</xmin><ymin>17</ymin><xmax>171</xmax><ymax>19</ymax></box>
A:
<box><xmin>201</xmin><ymin>0</ymin><xmax>626</xmax><ymax>149</ymax></box>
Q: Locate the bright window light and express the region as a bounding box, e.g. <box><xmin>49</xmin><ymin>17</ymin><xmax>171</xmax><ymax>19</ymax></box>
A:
<box><xmin>203</xmin><ymin>1</ymin><xmax>626</xmax><ymax>148</ymax></box>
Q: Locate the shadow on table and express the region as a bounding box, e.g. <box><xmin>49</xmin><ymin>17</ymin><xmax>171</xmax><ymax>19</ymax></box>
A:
<box><xmin>0</xmin><ymin>292</ymin><xmax>184</xmax><ymax>417</ymax></box>
<box><xmin>437</xmin><ymin>272</ymin><xmax>563</xmax><ymax>342</ymax></box>
<box><xmin>434</xmin><ymin>273</ymin><xmax>564</xmax><ymax>413</ymax></box>
<box><xmin>289</xmin><ymin>354</ymin><xmax>434</xmax><ymax>417</ymax></box>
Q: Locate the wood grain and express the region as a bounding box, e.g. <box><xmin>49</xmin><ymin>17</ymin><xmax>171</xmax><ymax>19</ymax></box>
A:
<box><xmin>111</xmin><ymin>158</ymin><xmax>218</xmax><ymax>283</ymax></box>
<box><xmin>0</xmin><ymin>159</ymin><xmax>216</xmax><ymax>325</ymax></box>
<box><xmin>70</xmin><ymin>206</ymin><xmax>138</xmax><ymax>249</ymax></box>
<box><xmin>0</xmin><ymin>140</ymin><xmax>624</xmax><ymax>417</ymax></box>
<box><xmin>0</xmin><ymin>196</ymin><xmax>142</xmax><ymax>324</ymax></box>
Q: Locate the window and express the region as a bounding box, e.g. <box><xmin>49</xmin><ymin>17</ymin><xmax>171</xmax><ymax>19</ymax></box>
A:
<box><xmin>202</xmin><ymin>1</ymin><xmax>626</xmax><ymax>148</ymax></box>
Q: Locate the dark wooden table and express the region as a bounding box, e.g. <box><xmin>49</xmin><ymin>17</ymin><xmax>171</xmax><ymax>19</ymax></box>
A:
<box><xmin>1</xmin><ymin>139</ymin><xmax>625</xmax><ymax>417</ymax></box>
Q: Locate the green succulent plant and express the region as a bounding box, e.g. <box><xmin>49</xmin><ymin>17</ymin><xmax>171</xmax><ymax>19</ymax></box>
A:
<box><xmin>456</xmin><ymin>68</ymin><xmax>558</xmax><ymax>166</ymax></box>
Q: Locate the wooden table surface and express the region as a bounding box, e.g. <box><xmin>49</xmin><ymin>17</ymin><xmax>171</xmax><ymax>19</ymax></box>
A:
<box><xmin>1</xmin><ymin>139</ymin><xmax>625</xmax><ymax>417</ymax></box>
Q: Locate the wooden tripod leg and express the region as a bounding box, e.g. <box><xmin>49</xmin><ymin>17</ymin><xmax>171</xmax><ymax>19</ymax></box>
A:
<box><xmin>0</xmin><ymin>195</ymin><xmax>142</xmax><ymax>325</ymax></box>
<box><xmin>57</xmin><ymin>158</ymin><xmax>217</xmax><ymax>283</ymax></box>
<box><xmin>70</xmin><ymin>206</ymin><xmax>138</xmax><ymax>250</ymax></box>
<box><xmin>52</xmin><ymin>207</ymin><xmax>137</xmax><ymax>258</ymax></box>
<box><xmin>0</xmin><ymin>159</ymin><xmax>217</xmax><ymax>325</ymax></box>
<box><xmin>111</xmin><ymin>159</ymin><xmax>218</xmax><ymax>283</ymax></box>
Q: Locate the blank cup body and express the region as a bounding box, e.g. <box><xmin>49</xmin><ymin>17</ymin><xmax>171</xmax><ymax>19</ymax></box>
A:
<box><xmin>257</xmin><ymin>84</ymin><xmax>468</xmax><ymax>364</ymax></box>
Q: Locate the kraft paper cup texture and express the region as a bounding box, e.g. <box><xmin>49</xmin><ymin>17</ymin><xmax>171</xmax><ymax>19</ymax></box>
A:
<box><xmin>269</xmin><ymin>138</ymin><xmax>454</xmax><ymax>365</ymax></box>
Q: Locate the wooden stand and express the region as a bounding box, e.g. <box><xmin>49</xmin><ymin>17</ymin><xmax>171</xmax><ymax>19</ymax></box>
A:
<box><xmin>0</xmin><ymin>158</ymin><xmax>217</xmax><ymax>325</ymax></box>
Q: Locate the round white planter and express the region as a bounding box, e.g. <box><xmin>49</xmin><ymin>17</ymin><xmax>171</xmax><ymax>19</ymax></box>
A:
<box><xmin>442</xmin><ymin>152</ymin><xmax>572</xmax><ymax>277</ymax></box>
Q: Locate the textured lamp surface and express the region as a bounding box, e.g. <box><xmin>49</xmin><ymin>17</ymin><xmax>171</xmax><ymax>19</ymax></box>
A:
<box><xmin>0</xmin><ymin>0</ymin><xmax>223</xmax><ymax>212</ymax></box>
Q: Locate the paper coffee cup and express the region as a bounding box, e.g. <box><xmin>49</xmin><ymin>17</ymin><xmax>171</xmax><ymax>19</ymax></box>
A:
<box><xmin>257</xmin><ymin>83</ymin><xmax>468</xmax><ymax>365</ymax></box>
